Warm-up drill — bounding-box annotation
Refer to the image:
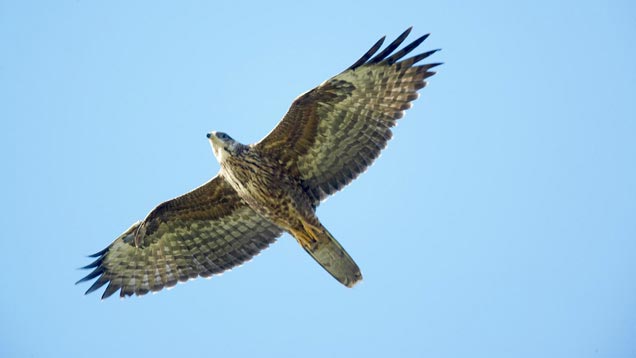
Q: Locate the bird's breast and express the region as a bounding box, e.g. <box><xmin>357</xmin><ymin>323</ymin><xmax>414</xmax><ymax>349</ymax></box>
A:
<box><xmin>221</xmin><ymin>153</ymin><xmax>314</xmax><ymax>228</ymax></box>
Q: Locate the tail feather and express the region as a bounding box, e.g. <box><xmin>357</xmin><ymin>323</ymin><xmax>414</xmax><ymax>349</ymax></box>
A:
<box><xmin>294</xmin><ymin>224</ymin><xmax>362</xmax><ymax>287</ymax></box>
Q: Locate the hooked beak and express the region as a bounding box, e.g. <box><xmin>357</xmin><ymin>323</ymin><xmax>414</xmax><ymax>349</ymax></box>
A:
<box><xmin>207</xmin><ymin>132</ymin><xmax>222</xmax><ymax>147</ymax></box>
<box><xmin>207</xmin><ymin>131</ymin><xmax>221</xmax><ymax>154</ymax></box>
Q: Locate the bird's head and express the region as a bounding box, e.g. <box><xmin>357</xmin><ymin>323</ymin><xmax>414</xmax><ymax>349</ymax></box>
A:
<box><xmin>207</xmin><ymin>131</ymin><xmax>242</xmax><ymax>162</ymax></box>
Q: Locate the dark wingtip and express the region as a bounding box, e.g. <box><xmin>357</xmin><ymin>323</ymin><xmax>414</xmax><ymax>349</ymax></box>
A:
<box><xmin>347</xmin><ymin>35</ymin><xmax>386</xmax><ymax>70</ymax></box>
<box><xmin>407</xmin><ymin>49</ymin><xmax>441</xmax><ymax>66</ymax></box>
<box><xmin>75</xmin><ymin>267</ymin><xmax>104</xmax><ymax>285</ymax></box>
<box><xmin>348</xmin><ymin>29</ymin><xmax>436</xmax><ymax>70</ymax></box>
<box><xmin>426</xmin><ymin>48</ymin><xmax>441</xmax><ymax>56</ymax></box>
<box><xmin>85</xmin><ymin>277</ymin><xmax>109</xmax><ymax>295</ymax></box>
<box><xmin>418</xmin><ymin>33</ymin><xmax>431</xmax><ymax>43</ymax></box>
<box><xmin>87</xmin><ymin>247</ymin><xmax>109</xmax><ymax>258</ymax></box>
<box><xmin>368</xmin><ymin>27</ymin><xmax>414</xmax><ymax>64</ymax></box>
<box><xmin>101</xmin><ymin>282</ymin><xmax>120</xmax><ymax>300</ymax></box>
<box><xmin>77</xmin><ymin>245</ymin><xmax>110</xmax><ymax>293</ymax></box>
<box><xmin>78</xmin><ymin>256</ymin><xmax>104</xmax><ymax>270</ymax></box>
<box><xmin>386</xmin><ymin>33</ymin><xmax>430</xmax><ymax>64</ymax></box>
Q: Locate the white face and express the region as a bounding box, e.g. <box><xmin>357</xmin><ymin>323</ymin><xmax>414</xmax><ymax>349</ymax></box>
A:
<box><xmin>207</xmin><ymin>131</ymin><xmax>235</xmax><ymax>163</ymax></box>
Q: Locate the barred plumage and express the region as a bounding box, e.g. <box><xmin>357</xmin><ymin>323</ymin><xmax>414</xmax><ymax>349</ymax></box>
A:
<box><xmin>78</xmin><ymin>27</ymin><xmax>440</xmax><ymax>298</ymax></box>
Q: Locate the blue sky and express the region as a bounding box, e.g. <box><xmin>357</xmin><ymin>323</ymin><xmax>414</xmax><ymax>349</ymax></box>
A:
<box><xmin>2</xmin><ymin>0</ymin><xmax>635</xmax><ymax>357</ymax></box>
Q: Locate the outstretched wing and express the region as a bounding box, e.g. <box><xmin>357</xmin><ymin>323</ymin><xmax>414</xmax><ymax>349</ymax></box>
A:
<box><xmin>256</xmin><ymin>28</ymin><xmax>440</xmax><ymax>204</ymax></box>
<box><xmin>77</xmin><ymin>175</ymin><xmax>283</xmax><ymax>299</ymax></box>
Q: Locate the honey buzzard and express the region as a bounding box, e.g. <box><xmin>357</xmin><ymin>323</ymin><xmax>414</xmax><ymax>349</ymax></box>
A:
<box><xmin>77</xmin><ymin>27</ymin><xmax>440</xmax><ymax>299</ymax></box>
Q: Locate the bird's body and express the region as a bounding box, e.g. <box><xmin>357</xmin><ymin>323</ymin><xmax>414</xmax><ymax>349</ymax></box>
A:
<box><xmin>78</xmin><ymin>27</ymin><xmax>440</xmax><ymax>298</ymax></box>
<box><xmin>218</xmin><ymin>141</ymin><xmax>313</xmax><ymax>229</ymax></box>
<box><xmin>213</xmin><ymin>134</ymin><xmax>362</xmax><ymax>286</ymax></box>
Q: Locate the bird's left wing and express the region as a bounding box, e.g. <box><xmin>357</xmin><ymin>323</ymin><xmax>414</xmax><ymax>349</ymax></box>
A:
<box><xmin>77</xmin><ymin>175</ymin><xmax>283</xmax><ymax>299</ymax></box>
<box><xmin>256</xmin><ymin>28</ymin><xmax>440</xmax><ymax>204</ymax></box>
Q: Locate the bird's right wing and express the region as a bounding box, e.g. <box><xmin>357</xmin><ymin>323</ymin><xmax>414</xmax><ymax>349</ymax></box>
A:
<box><xmin>77</xmin><ymin>175</ymin><xmax>283</xmax><ymax>299</ymax></box>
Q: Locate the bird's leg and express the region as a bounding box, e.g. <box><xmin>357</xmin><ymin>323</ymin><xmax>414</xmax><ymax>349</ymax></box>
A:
<box><xmin>288</xmin><ymin>218</ymin><xmax>324</xmax><ymax>251</ymax></box>
<box><xmin>301</xmin><ymin>219</ymin><xmax>329</xmax><ymax>249</ymax></box>
<box><xmin>301</xmin><ymin>220</ymin><xmax>324</xmax><ymax>240</ymax></box>
<box><xmin>289</xmin><ymin>228</ymin><xmax>314</xmax><ymax>250</ymax></box>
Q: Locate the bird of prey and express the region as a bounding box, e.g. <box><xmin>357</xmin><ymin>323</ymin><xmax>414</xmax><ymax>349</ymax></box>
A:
<box><xmin>77</xmin><ymin>27</ymin><xmax>440</xmax><ymax>299</ymax></box>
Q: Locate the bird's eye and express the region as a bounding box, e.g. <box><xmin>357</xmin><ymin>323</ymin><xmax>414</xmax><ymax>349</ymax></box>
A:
<box><xmin>218</xmin><ymin>133</ymin><xmax>227</xmax><ymax>140</ymax></box>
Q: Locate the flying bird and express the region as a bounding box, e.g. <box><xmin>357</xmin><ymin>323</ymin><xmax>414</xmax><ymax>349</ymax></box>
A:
<box><xmin>78</xmin><ymin>27</ymin><xmax>440</xmax><ymax>299</ymax></box>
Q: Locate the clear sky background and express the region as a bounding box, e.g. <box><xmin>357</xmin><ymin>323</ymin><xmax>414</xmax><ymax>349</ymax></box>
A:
<box><xmin>2</xmin><ymin>1</ymin><xmax>635</xmax><ymax>357</ymax></box>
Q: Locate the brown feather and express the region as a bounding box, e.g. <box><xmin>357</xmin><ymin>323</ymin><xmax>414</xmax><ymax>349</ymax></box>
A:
<box><xmin>77</xmin><ymin>175</ymin><xmax>283</xmax><ymax>298</ymax></box>
<box><xmin>256</xmin><ymin>29</ymin><xmax>438</xmax><ymax>204</ymax></box>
